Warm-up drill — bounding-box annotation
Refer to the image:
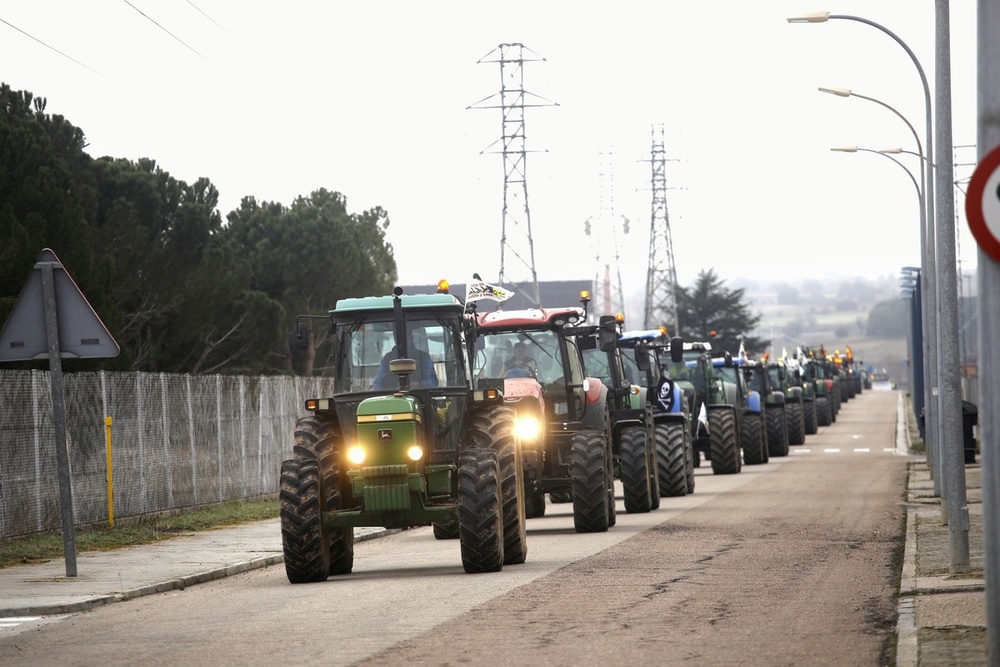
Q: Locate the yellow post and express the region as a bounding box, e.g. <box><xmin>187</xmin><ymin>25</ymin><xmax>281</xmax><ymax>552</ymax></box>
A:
<box><xmin>105</xmin><ymin>416</ymin><xmax>114</xmax><ymax>527</ymax></box>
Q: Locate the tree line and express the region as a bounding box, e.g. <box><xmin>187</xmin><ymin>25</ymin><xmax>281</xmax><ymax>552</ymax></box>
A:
<box><xmin>0</xmin><ymin>84</ymin><xmax>396</xmax><ymax>375</ymax></box>
<box><xmin>1</xmin><ymin>83</ymin><xmax>766</xmax><ymax>375</ymax></box>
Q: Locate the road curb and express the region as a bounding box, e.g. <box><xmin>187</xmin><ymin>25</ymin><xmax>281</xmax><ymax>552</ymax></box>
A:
<box><xmin>896</xmin><ymin>395</ymin><xmax>919</xmax><ymax>667</ymax></box>
<box><xmin>0</xmin><ymin>527</ymin><xmax>400</xmax><ymax>618</ymax></box>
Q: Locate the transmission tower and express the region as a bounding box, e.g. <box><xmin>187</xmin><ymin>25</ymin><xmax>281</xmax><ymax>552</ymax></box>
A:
<box><xmin>643</xmin><ymin>124</ymin><xmax>679</xmax><ymax>332</ymax></box>
<box><xmin>587</xmin><ymin>148</ymin><xmax>627</xmax><ymax>318</ymax></box>
<box><xmin>470</xmin><ymin>43</ymin><xmax>556</xmax><ymax>307</ymax></box>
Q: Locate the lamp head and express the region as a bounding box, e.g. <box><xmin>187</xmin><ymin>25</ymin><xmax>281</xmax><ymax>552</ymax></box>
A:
<box><xmin>787</xmin><ymin>12</ymin><xmax>831</xmax><ymax>23</ymax></box>
<box><xmin>830</xmin><ymin>146</ymin><xmax>859</xmax><ymax>153</ymax></box>
<box><xmin>818</xmin><ymin>86</ymin><xmax>852</xmax><ymax>97</ymax></box>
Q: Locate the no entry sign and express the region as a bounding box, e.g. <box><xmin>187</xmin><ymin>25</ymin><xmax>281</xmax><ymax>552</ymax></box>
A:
<box><xmin>966</xmin><ymin>143</ymin><xmax>1000</xmax><ymax>262</ymax></box>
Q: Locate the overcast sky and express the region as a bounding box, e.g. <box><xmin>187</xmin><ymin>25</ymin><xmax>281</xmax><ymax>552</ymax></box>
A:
<box><xmin>0</xmin><ymin>1</ymin><xmax>980</xmax><ymax>302</ymax></box>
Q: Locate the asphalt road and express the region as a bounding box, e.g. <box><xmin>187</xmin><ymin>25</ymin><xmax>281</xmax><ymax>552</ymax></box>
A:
<box><xmin>0</xmin><ymin>390</ymin><xmax>907</xmax><ymax>667</ymax></box>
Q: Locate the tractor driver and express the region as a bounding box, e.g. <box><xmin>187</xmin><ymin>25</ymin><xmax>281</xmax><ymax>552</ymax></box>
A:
<box><xmin>502</xmin><ymin>342</ymin><xmax>537</xmax><ymax>378</ymax></box>
<box><xmin>372</xmin><ymin>332</ymin><xmax>439</xmax><ymax>390</ymax></box>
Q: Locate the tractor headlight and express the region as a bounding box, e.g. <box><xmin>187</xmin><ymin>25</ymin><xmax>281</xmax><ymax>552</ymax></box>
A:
<box><xmin>406</xmin><ymin>446</ymin><xmax>424</xmax><ymax>461</ymax></box>
<box><xmin>347</xmin><ymin>445</ymin><xmax>366</xmax><ymax>465</ymax></box>
<box><xmin>515</xmin><ymin>415</ymin><xmax>541</xmax><ymax>441</ymax></box>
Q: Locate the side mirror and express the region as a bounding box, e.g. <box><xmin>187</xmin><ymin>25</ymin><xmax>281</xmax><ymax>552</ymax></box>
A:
<box><xmin>633</xmin><ymin>342</ymin><xmax>650</xmax><ymax>372</ymax></box>
<box><xmin>598</xmin><ymin>315</ymin><xmax>618</xmax><ymax>352</ymax></box>
<box><xmin>724</xmin><ymin>351</ymin><xmax>733</xmax><ymax>367</ymax></box>
<box><xmin>578</xmin><ymin>335</ymin><xmax>598</xmax><ymax>351</ymax></box>
<box><xmin>669</xmin><ymin>336</ymin><xmax>684</xmax><ymax>363</ymax></box>
<box><xmin>294</xmin><ymin>322</ymin><xmax>310</xmax><ymax>351</ymax></box>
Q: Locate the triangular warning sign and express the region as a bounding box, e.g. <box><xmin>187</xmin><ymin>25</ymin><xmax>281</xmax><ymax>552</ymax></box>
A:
<box><xmin>0</xmin><ymin>248</ymin><xmax>120</xmax><ymax>361</ymax></box>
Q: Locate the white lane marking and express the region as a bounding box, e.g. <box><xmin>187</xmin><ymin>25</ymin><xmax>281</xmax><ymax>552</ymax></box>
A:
<box><xmin>854</xmin><ymin>448</ymin><xmax>870</xmax><ymax>453</ymax></box>
<box><xmin>824</xmin><ymin>448</ymin><xmax>841</xmax><ymax>453</ymax></box>
<box><xmin>793</xmin><ymin>449</ymin><xmax>811</xmax><ymax>454</ymax></box>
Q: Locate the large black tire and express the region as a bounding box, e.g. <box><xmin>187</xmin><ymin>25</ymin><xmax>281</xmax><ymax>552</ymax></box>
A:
<box><xmin>741</xmin><ymin>412</ymin><xmax>767</xmax><ymax>465</ymax></box>
<box><xmin>816</xmin><ymin>396</ymin><xmax>832</xmax><ymax>427</ymax></box>
<box><xmin>787</xmin><ymin>402</ymin><xmax>806</xmax><ymax>446</ymax></box>
<box><xmin>804</xmin><ymin>399</ymin><xmax>818</xmax><ymax>435</ymax></box>
<box><xmin>709</xmin><ymin>409</ymin><xmax>741</xmax><ymax>475</ymax></box>
<box><xmin>645</xmin><ymin>410</ymin><xmax>661</xmax><ymax>510</ymax></box>
<box><xmin>524</xmin><ymin>488</ymin><xmax>546</xmax><ymax>518</ymax></box>
<box><xmin>280</xmin><ymin>459</ymin><xmax>329</xmax><ymax>584</ymax></box>
<box><xmin>549</xmin><ymin>491</ymin><xmax>572</xmax><ymax>503</ymax></box>
<box><xmin>656</xmin><ymin>422</ymin><xmax>688</xmax><ymax>497</ymax></box>
<box><xmin>571</xmin><ymin>431</ymin><xmax>610</xmax><ymax>533</ymax></box>
<box><xmin>620</xmin><ymin>426</ymin><xmax>652</xmax><ymax>513</ymax></box>
<box><xmin>432</xmin><ymin>522</ymin><xmax>460</xmax><ymax>539</ymax></box>
<box><xmin>464</xmin><ymin>404</ymin><xmax>527</xmax><ymax>566</ymax></box>
<box><xmin>457</xmin><ymin>448</ymin><xmax>504</xmax><ymax>573</ymax></box>
<box><xmin>766</xmin><ymin>405</ymin><xmax>790</xmax><ymax>457</ymax></box>
<box><xmin>684</xmin><ymin>425</ymin><xmax>695</xmax><ymax>493</ymax></box>
<box><xmin>292</xmin><ymin>416</ymin><xmax>353</xmax><ymax>576</ymax></box>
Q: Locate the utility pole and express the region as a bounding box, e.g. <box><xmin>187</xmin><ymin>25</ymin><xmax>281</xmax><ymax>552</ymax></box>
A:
<box><xmin>643</xmin><ymin>124</ymin><xmax>679</xmax><ymax>333</ymax></box>
<box><xmin>470</xmin><ymin>43</ymin><xmax>556</xmax><ymax>307</ymax></box>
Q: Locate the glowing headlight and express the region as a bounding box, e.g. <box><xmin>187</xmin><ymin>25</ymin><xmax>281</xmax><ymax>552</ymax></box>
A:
<box><xmin>515</xmin><ymin>415</ymin><xmax>541</xmax><ymax>441</ymax></box>
<box><xmin>347</xmin><ymin>445</ymin><xmax>366</xmax><ymax>465</ymax></box>
<box><xmin>406</xmin><ymin>446</ymin><xmax>424</xmax><ymax>461</ymax></box>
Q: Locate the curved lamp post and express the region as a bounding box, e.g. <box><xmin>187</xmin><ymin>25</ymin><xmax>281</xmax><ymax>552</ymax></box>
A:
<box><xmin>795</xmin><ymin>10</ymin><xmax>968</xmax><ymax>573</ymax></box>
<box><xmin>790</xmin><ymin>11</ymin><xmax>946</xmax><ymax>513</ymax></box>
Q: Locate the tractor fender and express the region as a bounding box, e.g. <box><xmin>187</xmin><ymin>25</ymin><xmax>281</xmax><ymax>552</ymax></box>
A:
<box><xmin>824</xmin><ymin>379</ymin><xmax>834</xmax><ymax>393</ymax></box>
<box><xmin>787</xmin><ymin>386</ymin><xmax>803</xmax><ymax>401</ymax></box>
<box><xmin>584</xmin><ymin>376</ymin><xmax>605</xmax><ymax>405</ymax></box>
<box><xmin>768</xmin><ymin>391</ymin><xmax>785</xmax><ymax>405</ymax></box>
<box><xmin>746</xmin><ymin>390</ymin><xmax>762</xmax><ymax>413</ymax></box>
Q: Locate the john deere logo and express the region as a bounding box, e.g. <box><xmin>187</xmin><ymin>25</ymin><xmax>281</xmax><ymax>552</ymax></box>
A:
<box><xmin>377</xmin><ymin>429</ymin><xmax>393</xmax><ymax>444</ymax></box>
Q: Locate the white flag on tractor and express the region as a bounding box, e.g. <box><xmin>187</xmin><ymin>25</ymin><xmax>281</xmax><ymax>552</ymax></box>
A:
<box><xmin>697</xmin><ymin>403</ymin><xmax>709</xmax><ymax>433</ymax></box>
<box><xmin>466</xmin><ymin>278</ymin><xmax>515</xmax><ymax>303</ymax></box>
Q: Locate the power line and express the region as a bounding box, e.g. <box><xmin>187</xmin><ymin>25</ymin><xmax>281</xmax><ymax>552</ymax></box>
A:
<box><xmin>121</xmin><ymin>0</ymin><xmax>215</xmax><ymax>66</ymax></box>
<box><xmin>185</xmin><ymin>0</ymin><xmax>239</xmax><ymax>41</ymax></box>
<box><xmin>0</xmin><ymin>17</ymin><xmax>106</xmax><ymax>78</ymax></box>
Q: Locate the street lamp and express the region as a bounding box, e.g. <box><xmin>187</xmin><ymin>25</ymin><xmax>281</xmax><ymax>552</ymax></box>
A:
<box><xmin>791</xmin><ymin>11</ymin><xmax>944</xmax><ymax>510</ymax></box>
<box><xmin>832</xmin><ymin>145</ymin><xmax>928</xmax><ymax>443</ymax></box>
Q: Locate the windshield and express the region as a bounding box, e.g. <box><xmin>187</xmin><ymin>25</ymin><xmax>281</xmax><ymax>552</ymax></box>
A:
<box><xmin>335</xmin><ymin>314</ymin><xmax>466</xmax><ymax>392</ymax></box>
<box><xmin>582</xmin><ymin>347</ymin><xmax>612</xmax><ymax>385</ymax></box>
<box><xmin>473</xmin><ymin>329</ymin><xmax>564</xmax><ymax>384</ymax></box>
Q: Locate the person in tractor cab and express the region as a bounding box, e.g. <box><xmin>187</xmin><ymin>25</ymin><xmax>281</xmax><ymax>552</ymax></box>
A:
<box><xmin>502</xmin><ymin>342</ymin><xmax>537</xmax><ymax>378</ymax></box>
<box><xmin>371</xmin><ymin>336</ymin><xmax>439</xmax><ymax>390</ymax></box>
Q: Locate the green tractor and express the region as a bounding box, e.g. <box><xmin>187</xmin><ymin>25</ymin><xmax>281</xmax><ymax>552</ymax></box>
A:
<box><xmin>658</xmin><ymin>341</ymin><xmax>742</xmax><ymax>475</ymax></box>
<box><xmin>618</xmin><ymin>328</ymin><xmax>695</xmax><ymax>496</ymax></box>
<box><xmin>579</xmin><ymin>316</ymin><xmax>661</xmax><ymax>514</ymax></box>
<box><xmin>744</xmin><ymin>357</ymin><xmax>789</xmax><ymax>458</ymax></box>
<box><xmin>768</xmin><ymin>358</ymin><xmax>805</xmax><ymax>446</ymax></box>
<box><xmin>785</xmin><ymin>353</ymin><xmax>818</xmax><ymax>436</ymax></box>
<box><xmin>280</xmin><ymin>285</ymin><xmax>528</xmax><ymax>583</ymax></box>
<box><xmin>713</xmin><ymin>354</ymin><xmax>768</xmax><ymax>466</ymax></box>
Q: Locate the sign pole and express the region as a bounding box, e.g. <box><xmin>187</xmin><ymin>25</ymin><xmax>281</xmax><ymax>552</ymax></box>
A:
<box><xmin>40</xmin><ymin>261</ymin><xmax>77</xmax><ymax>577</ymax></box>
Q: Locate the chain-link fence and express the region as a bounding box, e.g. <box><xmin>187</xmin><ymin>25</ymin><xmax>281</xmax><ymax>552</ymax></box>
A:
<box><xmin>0</xmin><ymin>370</ymin><xmax>332</xmax><ymax>538</ymax></box>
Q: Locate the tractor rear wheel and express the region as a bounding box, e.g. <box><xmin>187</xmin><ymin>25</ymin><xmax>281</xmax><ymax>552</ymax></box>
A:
<box><xmin>620</xmin><ymin>426</ymin><xmax>652</xmax><ymax>513</ymax></box>
<box><xmin>457</xmin><ymin>448</ymin><xmax>504</xmax><ymax>573</ymax></box>
<box><xmin>432</xmin><ymin>522</ymin><xmax>460</xmax><ymax>539</ymax></box>
<box><xmin>464</xmin><ymin>404</ymin><xmax>527</xmax><ymax>565</ymax></box>
<box><xmin>280</xmin><ymin>459</ymin><xmax>329</xmax><ymax>583</ymax></box>
<box><xmin>656</xmin><ymin>422</ymin><xmax>688</xmax><ymax>497</ymax></box>
<box><xmin>787</xmin><ymin>402</ymin><xmax>806</xmax><ymax>445</ymax></box>
<box><xmin>709</xmin><ymin>409</ymin><xmax>741</xmax><ymax>475</ymax></box>
<box><xmin>684</xmin><ymin>425</ymin><xmax>695</xmax><ymax>493</ymax></box>
<box><xmin>804</xmin><ymin>400</ymin><xmax>818</xmax><ymax>435</ymax></box>
<box><xmin>571</xmin><ymin>431</ymin><xmax>610</xmax><ymax>533</ymax></box>
<box><xmin>816</xmin><ymin>397</ymin><xmax>832</xmax><ymax>427</ymax></box>
<box><xmin>292</xmin><ymin>416</ymin><xmax>353</xmax><ymax>576</ymax></box>
<box><xmin>766</xmin><ymin>405</ymin><xmax>790</xmax><ymax>457</ymax></box>
<box><xmin>741</xmin><ymin>412</ymin><xmax>766</xmax><ymax>465</ymax></box>
<box><xmin>549</xmin><ymin>491</ymin><xmax>572</xmax><ymax>503</ymax></box>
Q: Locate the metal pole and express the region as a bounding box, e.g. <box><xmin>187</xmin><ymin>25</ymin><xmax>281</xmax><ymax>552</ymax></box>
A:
<box><xmin>935</xmin><ymin>0</ymin><xmax>970</xmax><ymax>571</ymax></box>
<box><xmin>976</xmin><ymin>0</ymin><xmax>1000</xmax><ymax>659</ymax></box>
<box><xmin>41</xmin><ymin>262</ymin><xmax>77</xmax><ymax>577</ymax></box>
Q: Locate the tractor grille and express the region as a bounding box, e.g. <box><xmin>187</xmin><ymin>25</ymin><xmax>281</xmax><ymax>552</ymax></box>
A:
<box><xmin>361</xmin><ymin>465</ymin><xmax>411</xmax><ymax>511</ymax></box>
<box><xmin>553</xmin><ymin>400</ymin><xmax>568</xmax><ymax>416</ymax></box>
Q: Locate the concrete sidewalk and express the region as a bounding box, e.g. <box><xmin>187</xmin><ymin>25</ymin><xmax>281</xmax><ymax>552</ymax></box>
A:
<box><xmin>0</xmin><ymin>523</ymin><xmax>391</xmax><ymax>617</ymax></box>
<box><xmin>898</xmin><ymin>458</ymin><xmax>986</xmax><ymax>666</ymax></box>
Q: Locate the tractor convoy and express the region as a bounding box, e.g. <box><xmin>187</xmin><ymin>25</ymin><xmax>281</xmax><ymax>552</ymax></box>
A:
<box><xmin>278</xmin><ymin>282</ymin><xmax>866</xmax><ymax>583</ymax></box>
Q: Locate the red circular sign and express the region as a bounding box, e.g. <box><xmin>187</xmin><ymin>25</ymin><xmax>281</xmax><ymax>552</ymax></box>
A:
<box><xmin>965</xmin><ymin>143</ymin><xmax>1000</xmax><ymax>262</ymax></box>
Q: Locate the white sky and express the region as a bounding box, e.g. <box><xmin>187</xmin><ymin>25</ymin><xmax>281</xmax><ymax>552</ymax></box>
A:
<box><xmin>0</xmin><ymin>1</ymin><xmax>980</xmax><ymax>300</ymax></box>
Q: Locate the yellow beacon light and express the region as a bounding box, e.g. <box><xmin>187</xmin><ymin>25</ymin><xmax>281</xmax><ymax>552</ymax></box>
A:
<box><xmin>437</xmin><ymin>279</ymin><xmax>450</xmax><ymax>293</ymax></box>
